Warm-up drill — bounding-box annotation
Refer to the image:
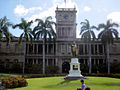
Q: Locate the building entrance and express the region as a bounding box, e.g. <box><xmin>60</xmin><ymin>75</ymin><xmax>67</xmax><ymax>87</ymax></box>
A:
<box><xmin>62</xmin><ymin>62</ymin><xmax>70</xmax><ymax>73</ymax></box>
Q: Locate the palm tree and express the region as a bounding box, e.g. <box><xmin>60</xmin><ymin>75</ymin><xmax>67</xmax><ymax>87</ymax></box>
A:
<box><xmin>33</xmin><ymin>16</ymin><xmax>56</xmax><ymax>74</ymax></box>
<box><xmin>98</xmin><ymin>20</ymin><xmax>119</xmax><ymax>74</ymax></box>
<box><xmin>80</xmin><ymin>19</ymin><xmax>96</xmax><ymax>73</ymax></box>
<box><xmin>13</xmin><ymin>18</ymin><xmax>33</xmax><ymax>74</ymax></box>
<box><xmin>0</xmin><ymin>16</ymin><xmax>12</xmax><ymax>44</ymax></box>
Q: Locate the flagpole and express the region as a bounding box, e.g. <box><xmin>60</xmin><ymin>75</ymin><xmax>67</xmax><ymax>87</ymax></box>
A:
<box><xmin>64</xmin><ymin>0</ymin><xmax>66</xmax><ymax>8</ymax></box>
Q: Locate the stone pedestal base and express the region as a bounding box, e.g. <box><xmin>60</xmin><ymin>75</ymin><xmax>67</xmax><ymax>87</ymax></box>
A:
<box><xmin>64</xmin><ymin>58</ymin><xmax>84</xmax><ymax>80</ymax></box>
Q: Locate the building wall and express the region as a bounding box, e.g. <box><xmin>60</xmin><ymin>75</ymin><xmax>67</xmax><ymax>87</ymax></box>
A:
<box><xmin>0</xmin><ymin>38</ymin><xmax>24</xmax><ymax>64</ymax></box>
<box><xmin>0</xmin><ymin>7</ymin><xmax>120</xmax><ymax>73</ymax></box>
<box><xmin>0</xmin><ymin>38</ymin><xmax>120</xmax><ymax>73</ymax></box>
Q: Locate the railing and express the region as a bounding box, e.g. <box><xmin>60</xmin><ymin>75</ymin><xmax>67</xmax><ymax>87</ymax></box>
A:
<box><xmin>56</xmin><ymin>8</ymin><xmax>76</xmax><ymax>11</ymax></box>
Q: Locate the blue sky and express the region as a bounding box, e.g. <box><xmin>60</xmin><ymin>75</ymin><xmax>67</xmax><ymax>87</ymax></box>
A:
<box><xmin>0</xmin><ymin>0</ymin><xmax>120</xmax><ymax>37</ymax></box>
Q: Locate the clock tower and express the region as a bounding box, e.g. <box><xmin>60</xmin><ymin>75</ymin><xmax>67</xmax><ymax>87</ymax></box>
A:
<box><xmin>55</xmin><ymin>7</ymin><xmax>77</xmax><ymax>39</ymax></box>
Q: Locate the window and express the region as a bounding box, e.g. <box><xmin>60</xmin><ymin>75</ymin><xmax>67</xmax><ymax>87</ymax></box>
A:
<box><xmin>34</xmin><ymin>59</ymin><xmax>36</xmax><ymax>64</ymax></box>
<box><xmin>14</xmin><ymin>59</ymin><xmax>18</xmax><ymax>63</ymax></box>
<box><xmin>99</xmin><ymin>45</ymin><xmax>103</xmax><ymax>54</ymax></box>
<box><xmin>85</xmin><ymin>44</ymin><xmax>88</xmax><ymax>54</ymax></box>
<box><xmin>34</xmin><ymin>44</ymin><xmax>37</xmax><ymax>54</ymax></box>
<box><xmin>48</xmin><ymin>44</ymin><xmax>52</xmax><ymax>54</ymax></box>
<box><xmin>99</xmin><ymin>59</ymin><xmax>103</xmax><ymax>64</ymax></box>
<box><xmin>67</xmin><ymin>44</ymin><xmax>71</xmax><ymax>54</ymax></box>
<box><xmin>61</xmin><ymin>44</ymin><xmax>65</xmax><ymax>54</ymax></box>
<box><xmin>38</xmin><ymin>44</ymin><xmax>42</xmax><ymax>54</ymax></box>
<box><xmin>48</xmin><ymin>59</ymin><xmax>52</xmax><ymax>66</ymax></box>
<box><xmin>6</xmin><ymin>59</ymin><xmax>10</xmax><ymax>62</ymax></box>
<box><xmin>0</xmin><ymin>59</ymin><xmax>2</xmax><ymax>63</ymax></box>
<box><xmin>79</xmin><ymin>44</ymin><xmax>83</xmax><ymax>55</ymax></box>
<box><xmin>113</xmin><ymin>59</ymin><xmax>118</xmax><ymax>62</ymax></box>
<box><xmin>62</xmin><ymin>27</ymin><xmax>65</xmax><ymax>36</ymax></box>
<box><xmin>38</xmin><ymin>59</ymin><xmax>42</xmax><ymax>65</ymax></box>
<box><xmin>95</xmin><ymin>44</ymin><xmax>97</xmax><ymax>54</ymax></box>
<box><xmin>91</xmin><ymin>44</ymin><xmax>94</xmax><ymax>54</ymax></box>
<box><xmin>79</xmin><ymin>59</ymin><xmax>84</xmax><ymax>64</ymax></box>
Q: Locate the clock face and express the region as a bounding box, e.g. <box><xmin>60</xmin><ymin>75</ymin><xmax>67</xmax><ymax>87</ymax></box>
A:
<box><xmin>64</xmin><ymin>14</ymin><xmax>69</xmax><ymax>20</ymax></box>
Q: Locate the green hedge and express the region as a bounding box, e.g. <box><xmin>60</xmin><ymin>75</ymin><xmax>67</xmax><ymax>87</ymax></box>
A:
<box><xmin>83</xmin><ymin>73</ymin><xmax>120</xmax><ymax>78</ymax></box>
<box><xmin>2</xmin><ymin>77</ymin><xmax>28</xmax><ymax>89</ymax></box>
<box><xmin>46</xmin><ymin>65</ymin><xmax>59</xmax><ymax>74</ymax></box>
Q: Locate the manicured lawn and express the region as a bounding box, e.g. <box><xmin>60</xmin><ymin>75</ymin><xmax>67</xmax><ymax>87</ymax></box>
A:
<box><xmin>0</xmin><ymin>73</ymin><xmax>22</xmax><ymax>79</ymax></box>
<box><xmin>13</xmin><ymin>76</ymin><xmax>120</xmax><ymax>90</ymax></box>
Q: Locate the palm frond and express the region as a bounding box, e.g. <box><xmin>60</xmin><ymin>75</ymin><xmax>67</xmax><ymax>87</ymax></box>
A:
<box><xmin>18</xmin><ymin>33</ymin><xmax>24</xmax><ymax>44</ymax></box>
<box><xmin>98</xmin><ymin>24</ymin><xmax>106</xmax><ymax>30</ymax></box>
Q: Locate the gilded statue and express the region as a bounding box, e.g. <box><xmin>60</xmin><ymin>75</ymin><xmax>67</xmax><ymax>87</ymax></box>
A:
<box><xmin>71</xmin><ymin>42</ymin><xmax>78</xmax><ymax>57</ymax></box>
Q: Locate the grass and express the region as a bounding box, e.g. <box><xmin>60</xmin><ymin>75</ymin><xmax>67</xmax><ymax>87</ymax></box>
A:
<box><xmin>0</xmin><ymin>73</ymin><xmax>22</xmax><ymax>79</ymax></box>
<box><xmin>12</xmin><ymin>76</ymin><xmax>120</xmax><ymax>90</ymax></box>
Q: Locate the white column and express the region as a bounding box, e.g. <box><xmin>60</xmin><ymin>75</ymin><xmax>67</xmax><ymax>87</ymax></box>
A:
<box><xmin>93</xmin><ymin>44</ymin><xmax>95</xmax><ymax>55</ymax></box>
<box><xmin>97</xmin><ymin>44</ymin><xmax>99</xmax><ymax>55</ymax></box>
<box><xmin>93</xmin><ymin>59</ymin><xmax>95</xmax><ymax>65</ymax></box>
<box><xmin>47</xmin><ymin>59</ymin><xmax>48</xmax><ymax>66</ymax></box>
<box><xmin>27</xmin><ymin>44</ymin><xmax>29</xmax><ymax>54</ymax></box>
<box><xmin>87</xmin><ymin>44</ymin><xmax>89</xmax><ymax>54</ymax></box>
<box><xmin>33</xmin><ymin>44</ymin><xmax>34</xmax><ymax>54</ymax></box>
<box><xmin>56</xmin><ymin>43</ymin><xmax>58</xmax><ymax>55</ymax></box>
<box><xmin>102</xmin><ymin>45</ymin><xmax>104</xmax><ymax>54</ymax></box>
<box><xmin>32</xmin><ymin>59</ymin><xmax>34</xmax><ymax>64</ymax></box>
<box><xmin>53</xmin><ymin>44</ymin><xmax>54</xmax><ymax>54</ymax></box>
<box><xmin>47</xmin><ymin>44</ymin><xmax>49</xmax><ymax>54</ymax></box>
<box><xmin>84</xmin><ymin>59</ymin><xmax>86</xmax><ymax>64</ymax></box>
<box><xmin>37</xmin><ymin>44</ymin><xmax>38</xmax><ymax>54</ymax></box>
<box><xmin>52</xmin><ymin>59</ymin><xmax>54</xmax><ymax>65</ymax></box>
<box><xmin>55</xmin><ymin>58</ymin><xmax>58</xmax><ymax>66</ymax></box>
<box><xmin>83</xmin><ymin>44</ymin><xmax>85</xmax><ymax>54</ymax></box>
<box><xmin>98</xmin><ymin>59</ymin><xmax>99</xmax><ymax>65</ymax></box>
<box><xmin>36</xmin><ymin>59</ymin><xmax>38</xmax><ymax>64</ymax></box>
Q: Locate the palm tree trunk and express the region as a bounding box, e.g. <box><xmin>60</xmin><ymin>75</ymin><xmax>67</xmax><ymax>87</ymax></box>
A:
<box><xmin>23</xmin><ymin>41</ymin><xmax>26</xmax><ymax>75</ymax></box>
<box><xmin>43</xmin><ymin>39</ymin><xmax>45</xmax><ymax>74</ymax></box>
<box><xmin>106</xmin><ymin>42</ymin><xmax>110</xmax><ymax>74</ymax></box>
<box><xmin>89</xmin><ymin>43</ymin><xmax>92</xmax><ymax>73</ymax></box>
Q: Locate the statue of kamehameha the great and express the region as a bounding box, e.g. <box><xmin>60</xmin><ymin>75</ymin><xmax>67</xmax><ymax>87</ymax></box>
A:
<box><xmin>71</xmin><ymin>42</ymin><xmax>78</xmax><ymax>57</ymax></box>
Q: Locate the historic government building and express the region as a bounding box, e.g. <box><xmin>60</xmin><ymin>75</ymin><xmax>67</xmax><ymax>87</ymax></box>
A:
<box><xmin>0</xmin><ymin>7</ymin><xmax>120</xmax><ymax>73</ymax></box>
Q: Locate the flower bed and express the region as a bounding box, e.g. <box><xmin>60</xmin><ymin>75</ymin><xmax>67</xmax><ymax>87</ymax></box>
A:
<box><xmin>2</xmin><ymin>77</ymin><xmax>28</xmax><ymax>89</ymax></box>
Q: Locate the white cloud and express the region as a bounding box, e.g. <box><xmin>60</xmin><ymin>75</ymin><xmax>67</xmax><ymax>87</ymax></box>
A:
<box><xmin>55</xmin><ymin>0</ymin><xmax>78</xmax><ymax>9</ymax></box>
<box><xmin>107</xmin><ymin>12</ymin><xmax>120</xmax><ymax>23</ymax></box>
<box><xmin>14</xmin><ymin>5</ymin><xmax>42</xmax><ymax>16</ymax></box>
<box><xmin>83</xmin><ymin>6</ymin><xmax>91</xmax><ymax>12</ymax></box>
<box><xmin>27</xmin><ymin>0</ymin><xmax>79</xmax><ymax>25</ymax></box>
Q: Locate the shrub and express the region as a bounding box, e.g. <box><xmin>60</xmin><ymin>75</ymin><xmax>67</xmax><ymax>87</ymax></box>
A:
<box><xmin>46</xmin><ymin>65</ymin><xmax>59</xmax><ymax>74</ymax></box>
<box><xmin>98</xmin><ymin>64</ymin><xmax>107</xmax><ymax>73</ymax></box>
<box><xmin>83</xmin><ymin>73</ymin><xmax>120</xmax><ymax>79</ymax></box>
<box><xmin>2</xmin><ymin>77</ymin><xmax>28</xmax><ymax>89</ymax></box>
<box><xmin>111</xmin><ymin>62</ymin><xmax>120</xmax><ymax>73</ymax></box>
<box><xmin>11</xmin><ymin>64</ymin><xmax>22</xmax><ymax>73</ymax></box>
<box><xmin>25</xmin><ymin>64</ymin><xmax>42</xmax><ymax>74</ymax></box>
<box><xmin>80</xmin><ymin>64</ymin><xmax>89</xmax><ymax>73</ymax></box>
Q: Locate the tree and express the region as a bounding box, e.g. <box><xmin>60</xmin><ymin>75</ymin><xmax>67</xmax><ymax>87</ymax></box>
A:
<box><xmin>80</xmin><ymin>19</ymin><xmax>96</xmax><ymax>73</ymax></box>
<box><xmin>13</xmin><ymin>18</ymin><xmax>33</xmax><ymax>74</ymax></box>
<box><xmin>33</xmin><ymin>16</ymin><xmax>56</xmax><ymax>74</ymax></box>
<box><xmin>0</xmin><ymin>16</ymin><xmax>12</xmax><ymax>44</ymax></box>
<box><xmin>98</xmin><ymin>20</ymin><xmax>119</xmax><ymax>74</ymax></box>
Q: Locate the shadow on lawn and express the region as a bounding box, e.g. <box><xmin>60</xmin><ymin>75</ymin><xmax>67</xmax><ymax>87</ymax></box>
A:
<box><xmin>43</xmin><ymin>80</ymin><xmax>80</xmax><ymax>88</ymax></box>
<box><xmin>58</xmin><ymin>80</ymin><xmax>71</xmax><ymax>84</ymax></box>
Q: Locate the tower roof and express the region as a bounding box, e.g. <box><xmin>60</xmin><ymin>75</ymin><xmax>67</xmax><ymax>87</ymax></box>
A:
<box><xmin>56</xmin><ymin>7</ymin><xmax>77</xmax><ymax>13</ymax></box>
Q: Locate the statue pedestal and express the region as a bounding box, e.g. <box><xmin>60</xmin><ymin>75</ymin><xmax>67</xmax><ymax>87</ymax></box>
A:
<box><xmin>64</xmin><ymin>58</ymin><xmax>84</xmax><ymax>80</ymax></box>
